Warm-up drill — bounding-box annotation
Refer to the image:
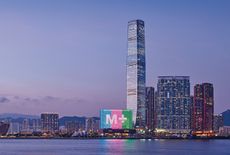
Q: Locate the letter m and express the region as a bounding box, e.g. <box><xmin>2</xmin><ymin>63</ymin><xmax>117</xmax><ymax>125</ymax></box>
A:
<box><xmin>106</xmin><ymin>114</ymin><xmax>117</xmax><ymax>125</ymax></box>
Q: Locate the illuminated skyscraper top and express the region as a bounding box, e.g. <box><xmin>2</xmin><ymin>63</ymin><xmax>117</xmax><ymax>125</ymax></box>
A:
<box><xmin>127</xmin><ymin>19</ymin><xmax>146</xmax><ymax>128</ymax></box>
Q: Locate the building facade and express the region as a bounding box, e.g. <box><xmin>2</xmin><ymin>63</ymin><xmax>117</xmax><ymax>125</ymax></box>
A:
<box><xmin>85</xmin><ymin>117</ymin><xmax>100</xmax><ymax>132</ymax></box>
<box><xmin>192</xmin><ymin>83</ymin><xmax>214</xmax><ymax>134</ymax></box>
<box><xmin>8</xmin><ymin>122</ymin><xmax>20</xmax><ymax>134</ymax></box>
<box><xmin>213</xmin><ymin>114</ymin><xmax>223</xmax><ymax>134</ymax></box>
<box><xmin>127</xmin><ymin>19</ymin><xmax>146</xmax><ymax>128</ymax></box>
<box><xmin>146</xmin><ymin>87</ymin><xmax>155</xmax><ymax>130</ymax></box>
<box><xmin>65</xmin><ymin>121</ymin><xmax>80</xmax><ymax>134</ymax></box>
<box><xmin>156</xmin><ymin>76</ymin><xmax>191</xmax><ymax>134</ymax></box>
<box><xmin>222</xmin><ymin>109</ymin><xmax>230</xmax><ymax>126</ymax></box>
<box><xmin>219</xmin><ymin>126</ymin><xmax>230</xmax><ymax>136</ymax></box>
<box><xmin>0</xmin><ymin>122</ymin><xmax>10</xmax><ymax>136</ymax></box>
<box><xmin>41</xmin><ymin>113</ymin><xmax>59</xmax><ymax>133</ymax></box>
<box><xmin>21</xmin><ymin>119</ymin><xmax>30</xmax><ymax>132</ymax></box>
<box><xmin>32</xmin><ymin>119</ymin><xmax>41</xmax><ymax>132</ymax></box>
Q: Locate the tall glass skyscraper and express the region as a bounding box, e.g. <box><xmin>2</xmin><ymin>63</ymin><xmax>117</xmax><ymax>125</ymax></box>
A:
<box><xmin>127</xmin><ymin>20</ymin><xmax>146</xmax><ymax>128</ymax></box>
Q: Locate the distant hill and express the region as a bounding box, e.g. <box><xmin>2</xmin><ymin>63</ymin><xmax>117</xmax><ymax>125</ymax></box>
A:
<box><xmin>0</xmin><ymin>113</ymin><xmax>39</xmax><ymax>119</ymax></box>
<box><xmin>59</xmin><ymin>116</ymin><xmax>86</xmax><ymax>126</ymax></box>
<box><xmin>59</xmin><ymin>116</ymin><xmax>100</xmax><ymax>126</ymax></box>
<box><xmin>0</xmin><ymin>113</ymin><xmax>99</xmax><ymax>125</ymax></box>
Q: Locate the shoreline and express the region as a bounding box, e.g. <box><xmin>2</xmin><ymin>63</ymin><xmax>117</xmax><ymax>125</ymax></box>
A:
<box><xmin>0</xmin><ymin>136</ymin><xmax>229</xmax><ymax>140</ymax></box>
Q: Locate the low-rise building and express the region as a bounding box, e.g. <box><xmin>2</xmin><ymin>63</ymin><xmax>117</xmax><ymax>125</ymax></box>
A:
<box><xmin>219</xmin><ymin>126</ymin><xmax>230</xmax><ymax>136</ymax></box>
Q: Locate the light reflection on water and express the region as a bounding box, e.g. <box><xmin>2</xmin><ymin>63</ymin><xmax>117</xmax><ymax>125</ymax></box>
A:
<box><xmin>99</xmin><ymin>139</ymin><xmax>136</xmax><ymax>155</ymax></box>
<box><xmin>0</xmin><ymin>139</ymin><xmax>229</xmax><ymax>155</ymax></box>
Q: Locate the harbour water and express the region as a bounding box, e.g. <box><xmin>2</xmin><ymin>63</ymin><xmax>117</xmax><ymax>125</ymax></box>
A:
<box><xmin>0</xmin><ymin>139</ymin><xmax>229</xmax><ymax>155</ymax></box>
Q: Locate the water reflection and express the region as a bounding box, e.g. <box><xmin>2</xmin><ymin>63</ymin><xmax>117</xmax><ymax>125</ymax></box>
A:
<box><xmin>99</xmin><ymin>139</ymin><xmax>136</xmax><ymax>155</ymax></box>
<box><xmin>0</xmin><ymin>139</ymin><xmax>229</xmax><ymax>155</ymax></box>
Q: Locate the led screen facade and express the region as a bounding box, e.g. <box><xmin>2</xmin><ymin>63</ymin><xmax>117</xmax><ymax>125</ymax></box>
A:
<box><xmin>100</xmin><ymin>109</ymin><xmax>133</xmax><ymax>129</ymax></box>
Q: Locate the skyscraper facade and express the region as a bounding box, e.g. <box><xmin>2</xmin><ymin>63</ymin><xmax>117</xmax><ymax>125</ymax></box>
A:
<box><xmin>156</xmin><ymin>76</ymin><xmax>191</xmax><ymax>134</ymax></box>
<box><xmin>127</xmin><ymin>19</ymin><xmax>146</xmax><ymax>128</ymax></box>
<box><xmin>213</xmin><ymin>114</ymin><xmax>223</xmax><ymax>133</ymax></box>
<box><xmin>146</xmin><ymin>87</ymin><xmax>155</xmax><ymax>130</ymax></box>
<box><xmin>21</xmin><ymin>119</ymin><xmax>30</xmax><ymax>132</ymax></box>
<box><xmin>192</xmin><ymin>83</ymin><xmax>214</xmax><ymax>134</ymax></box>
<box><xmin>32</xmin><ymin>119</ymin><xmax>41</xmax><ymax>132</ymax></box>
<box><xmin>41</xmin><ymin>113</ymin><xmax>59</xmax><ymax>133</ymax></box>
<box><xmin>85</xmin><ymin>117</ymin><xmax>100</xmax><ymax>132</ymax></box>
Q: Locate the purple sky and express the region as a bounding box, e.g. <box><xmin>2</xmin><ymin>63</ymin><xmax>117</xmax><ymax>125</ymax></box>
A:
<box><xmin>0</xmin><ymin>0</ymin><xmax>229</xmax><ymax>116</ymax></box>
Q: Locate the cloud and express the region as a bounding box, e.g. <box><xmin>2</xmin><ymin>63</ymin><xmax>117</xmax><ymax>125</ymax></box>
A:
<box><xmin>0</xmin><ymin>96</ymin><xmax>10</xmax><ymax>103</ymax></box>
<box><xmin>14</xmin><ymin>96</ymin><xmax>20</xmax><ymax>99</ymax></box>
<box><xmin>5</xmin><ymin>95</ymin><xmax>88</xmax><ymax>107</ymax></box>
<box><xmin>43</xmin><ymin>96</ymin><xmax>60</xmax><ymax>101</ymax></box>
<box><xmin>0</xmin><ymin>95</ymin><xmax>97</xmax><ymax>116</ymax></box>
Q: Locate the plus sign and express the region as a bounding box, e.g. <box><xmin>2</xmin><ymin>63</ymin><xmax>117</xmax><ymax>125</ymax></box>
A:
<box><xmin>118</xmin><ymin>114</ymin><xmax>127</xmax><ymax>123</ymax></box>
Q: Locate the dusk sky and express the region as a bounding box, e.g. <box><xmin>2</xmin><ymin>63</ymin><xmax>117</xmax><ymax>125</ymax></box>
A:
<box><xmin>0</xmin><ymin>0</ymin><xmax>229</xmax><ymax>116</ymax></box>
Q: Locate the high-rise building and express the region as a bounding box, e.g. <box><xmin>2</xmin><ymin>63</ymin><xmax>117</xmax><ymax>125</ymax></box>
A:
<box><xmin>127</xmin><ymin>19</ymin><xmax>146</xmax><ymax>128</ymax></box>
<box><xmin>156</xmin><ymin>76</ymin><xmax>191</xmax><ymax>134</ymax></box>
<box><xmin>146</xmin><ymin>87</ymin><xmax>155</xmax><ymax>130</ymax></box>
<box><xmin>222</xmin><ymin>109</ymin><xmax>230</xmax><ymax>126</ymax></box>
<box><xmin>85</xmin><ymin>117</ymin><xmax>100</xmax><ymax>132</ymax></box>
<box><xmin>213</xmin><ymin>114</ymin><xmax>223</xmax><ymax>133</ymax></box>
<box><xmin>8</xmin><ymin>122</ymin><xmax>20</xmax><ymax>134</ymax></box>
<box><xmin>0</xmin><ymin>122</ymin><xmax>10</xmax><ymax>136</ymax></box>
<box><xmin>190</xmin><ymin>96</ymin><xmax>194</xmax><ymax>129</ymax></box>
<box><xmin>219</xmin><ymin>110</ymin><xmax>230</xmax><ymax>136</ymax></box>
<box><xmin>192</xmin><ymin>83</ymin><xmax>214</xmax><ymax>134</ymax></box>
<box><xmin>21</xmin><ymin>119</ymin><xmax>30</xmax><ymax>132</ymax></box>
<box><xmin>65</xmin><ymin>121</ymin><xmax>80</xmax><ymax>134</ymax></box>
<box><xmin>41</xmin><ymin>113</ymin><xmax>59</xmax><ymax>133</ymax></box>
<box><xmin>32</xmin><ymin>119</ymin><xmax>41</xmax><ymax>132</ymax></box>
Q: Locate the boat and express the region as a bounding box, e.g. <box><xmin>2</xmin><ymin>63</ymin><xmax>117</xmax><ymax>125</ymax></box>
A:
<box><xmin>0</xmin><ymin>122</ymin><xmax>10</xmax><ymax>136</ymax></box>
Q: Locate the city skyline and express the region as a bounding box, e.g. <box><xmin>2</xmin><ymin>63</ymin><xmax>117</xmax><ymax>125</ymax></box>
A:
<box><xmin>0</xmin><ymin>1</ymin><xmax>230</xmax><ymax>116</ymax></box>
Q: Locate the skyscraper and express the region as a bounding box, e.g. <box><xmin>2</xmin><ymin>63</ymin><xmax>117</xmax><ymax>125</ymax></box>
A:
<box><xmin>213</xmin><ymin>114</ymin><xmax>223</xmax><ymax>133</ymax></box>
<box><xmin>8</xmin><ymin>122</ymin><xmax>20</xmax><ymax>134</ymax></box>
<box><xmin>21</xmin><ymin>119</ymin><xmax>30</xmax><ymax>132</ymax></box>
<box><xmin>85</xmin><ymin>117</ymin><xmax>100</xmax><ymax>132</ymax></box>
<box><xmin>146</xmin><ymin>87</ymin><xmax>155</xmax><ymax>130</ymax></box>
<box><xmin>127</xmin><ymin>19</ymin><xmax>146</xmax><ymax>128</ymax></box>
<box><xmin>41</xmin><ymin>113</ymin><xmax>59</xmax><ymax>133</ymax></box>
<box><xmin>32</xmin><ymin>119</ymin><xmax>41</xmax><ymax>132</ymax></box>
<box><xmin>156</xmin><ymin>76</ymin><xmax>191</xmax><ymax>134</ymax></box>
<box><xmin>192</xmin><ymin>83</ymin><xmax>214</xmax><ymax>134</ymax></box>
